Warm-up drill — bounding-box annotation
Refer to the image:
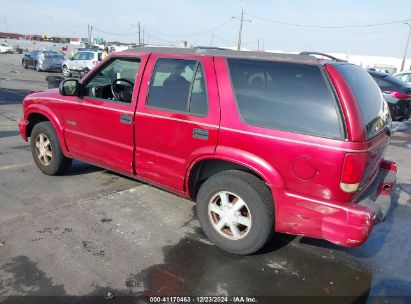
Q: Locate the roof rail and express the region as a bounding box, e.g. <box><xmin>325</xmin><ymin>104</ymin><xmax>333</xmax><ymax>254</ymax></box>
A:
<box><xmin>299</xmin><ymin>51</ymin><xmax>347</xmax><ymax>62</ymax></box>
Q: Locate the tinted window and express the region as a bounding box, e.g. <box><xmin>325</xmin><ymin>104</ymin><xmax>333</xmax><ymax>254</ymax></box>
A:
<box><xmin>371</xmin><ymin>75</ymin><xmax>401</xmax><ymax>92</ymax></box>
<box><xmin>227</xmin><ymin>58</ymin><xmax>343</xmax><ymax>139</ymax></box>
<box><xmin>147</xmin><ymin>58</ymin><xmax>208</xmax><ymax>115</ymax></box>
<box><xmin>337</xmin><ymin>64</ymin><xmax>391</xmax><ymax>139</ymax></box>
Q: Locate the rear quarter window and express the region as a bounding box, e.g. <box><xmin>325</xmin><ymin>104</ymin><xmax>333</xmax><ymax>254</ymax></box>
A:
<box><xmin>336</xmin><ymin>65</ymin><xmax>391</xmax><ymax>139</ymax></box>
<box><xmin>227</xmin><ymin>58</ymin><xmax>344</xmax><ymax>139</ymax></box>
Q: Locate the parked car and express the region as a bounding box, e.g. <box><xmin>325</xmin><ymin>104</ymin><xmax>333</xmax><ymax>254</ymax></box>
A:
<box><xmin>394</xmin><ymin>71</ymin><xmax>411</xmax><ymax>84</ymax></box>
<box><xmin>62</xmin><ymin>51</ymin><xmax>103</xmax><ymax>77</ymax></box>
<box><xmin>18</xmin><ymin>47</ymin><xmax>397</xmax><ymax>255</ymax></box>
<box><xmin>22</xmin><ymin>50</ymin><xmax>64</xmax><ymax>72</ymax></box>
<box><xmin>0</xmin><ymin>43</ymin><xmax>13</xmax><ymax>54</ymax></box>
<box><xmin>368</xmin><ymin>70</ymin><xmax>411</xmax><ymax>121</ymax></box>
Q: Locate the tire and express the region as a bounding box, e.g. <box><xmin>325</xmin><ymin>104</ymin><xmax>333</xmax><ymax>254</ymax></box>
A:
<box><xmin>35</xmin><ymin>63</ymin><xmax>41</xmax><ymax>72</ymax></box>
<box><xmin>30</xmin><ymin>121</ymin><xmax>72</xmax><ymax>175</ymax></box>
<box><xmin>62</xmin><ymin>65</ymin><xmax>71</xmax><ymax>77</ymax></box>
<box><xmin>22</xmin><ymin>60</ymin><xmax>28</xmax><ymax>69</ymax></box>
<box><xmin>196</xmin><ymin>170</ymin><xmax>274</xmax><ymax>255</ymax></box>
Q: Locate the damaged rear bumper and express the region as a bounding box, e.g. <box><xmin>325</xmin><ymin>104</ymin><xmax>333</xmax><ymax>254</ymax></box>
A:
<box><xmin>276</xmin><ymin>159</ymin><xmax>397</xmax><ymax>247</ymax></box>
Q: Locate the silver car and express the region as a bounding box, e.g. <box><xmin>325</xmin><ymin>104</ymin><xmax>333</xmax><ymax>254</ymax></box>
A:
<box><xmin>62</xmin><ymin>51</ymin><xmax>103</xmax><ymax>77</ymax></box>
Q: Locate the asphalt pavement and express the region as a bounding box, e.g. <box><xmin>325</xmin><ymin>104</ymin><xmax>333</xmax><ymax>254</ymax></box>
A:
<box><xmin>0</xmin><ymin>54</ymin><xmax>411</xmax><ymax>303</ymax></box>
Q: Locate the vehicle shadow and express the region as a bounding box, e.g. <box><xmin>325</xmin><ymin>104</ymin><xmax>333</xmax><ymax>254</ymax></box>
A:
<box><xmin>133</xmin><ymin>235</ymin><xmax>372</xmax><ymax>301</ymax></box>
<box><xmin>64</xmin><ymin>161</ymin><xmax>103</xmax><ymax>176</ymax></box>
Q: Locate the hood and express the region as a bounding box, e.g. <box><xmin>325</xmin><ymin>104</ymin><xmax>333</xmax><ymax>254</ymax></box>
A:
<box><xmin>25</xmin><ymin>88</ymin><xmax>61</xmax><ymax>100</ymax></box>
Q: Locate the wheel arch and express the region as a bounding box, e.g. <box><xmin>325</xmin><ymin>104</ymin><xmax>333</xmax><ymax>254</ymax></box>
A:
<box><xmin>185</xmin><ymin>151</ymin><xmax>284</xmax><ymax>202</ymax></box>
<box><xmin>25</xmin><ymin>106</ymin><xmax>68</xmax><ymax>154</ymax></box>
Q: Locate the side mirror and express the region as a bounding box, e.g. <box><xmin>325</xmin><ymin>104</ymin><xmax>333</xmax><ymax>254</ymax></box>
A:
<box><xmin>59</xmin><ymin>79</ymin><xmax>81</xmax><ymax>96</ymax></box>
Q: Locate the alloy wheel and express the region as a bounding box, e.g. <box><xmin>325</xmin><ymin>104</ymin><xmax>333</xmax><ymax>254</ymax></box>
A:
<box><xmin>35</xmin><ymin>133</ymin><xmax>52</xmax><ymax>166</ymax></box>
<box><xmin>208</xmin><ymin>191</ymin><xmax>252</xmax><ymax>240</ymax></box>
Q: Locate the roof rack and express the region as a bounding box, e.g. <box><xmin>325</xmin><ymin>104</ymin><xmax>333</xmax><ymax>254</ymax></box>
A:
<box><xmin>125</xmin><ymin>47</ymin><xmax>317</xmax><ymax>63</ymax></box>
<box><xmin>299</xmin><ymin>51</ymin><xmax>347</xmax><ymax>62</ymax></box>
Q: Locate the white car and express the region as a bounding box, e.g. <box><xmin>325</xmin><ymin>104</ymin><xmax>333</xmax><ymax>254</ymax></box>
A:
<box><xmin>0</xmin><ymin>43</ymin><xmax>13</xmax><ymax>54</ymax></box>
<box><xmin>62</xmin><ymin>51</ymin><xmax>103</xmax><ymax>77</ymax></box>
<box><xmin>394</xmin><ymin>71</ymin><xmax>411</xmax><ymax>84</ymax></box>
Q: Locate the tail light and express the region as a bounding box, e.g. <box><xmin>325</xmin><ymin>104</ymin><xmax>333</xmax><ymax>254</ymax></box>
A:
<box><xmin>92</xmin><ymin>61</ymin><xmax>98</xmax><ymax>65</ymax></box>
<box><xmin>385</xmin><ymin>91</ymin><xmax>411</xmax><ymax>99</ymax></box>
<box><xmin>340</xmin><ymin>153</ymin><xmax>367</xmax><ymax>193</ymax></box>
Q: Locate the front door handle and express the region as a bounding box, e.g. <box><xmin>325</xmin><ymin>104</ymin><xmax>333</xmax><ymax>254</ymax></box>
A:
<box><xmin>120</xmin><ymin>114</ymin><xmax>132</xmax><ymax>124</ymax></box>
<box><xmin>193</xmin><ymin>128</ymin><xmax>209</xmax><ymax>140</ymax></box>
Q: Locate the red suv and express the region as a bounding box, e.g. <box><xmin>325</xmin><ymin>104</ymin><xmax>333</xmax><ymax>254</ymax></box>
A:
<box><xmin>18</xmin><ymin>47</ymin><xmax>397</xmax><ymax>254</ymax></box>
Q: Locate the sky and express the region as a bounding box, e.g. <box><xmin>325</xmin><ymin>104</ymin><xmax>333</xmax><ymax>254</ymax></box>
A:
<box><xmin>1</xmin><ymin>0</ymin><xmax>411</xmax><ymax>58</ymax></box>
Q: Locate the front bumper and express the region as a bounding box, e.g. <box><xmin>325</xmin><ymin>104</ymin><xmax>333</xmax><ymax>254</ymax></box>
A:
<box><xmin>276</xmin><ymin>159</ymin><xmax>397</xmax><ymax>247</ymax></box>
<box><xmin>18</xmin><ymin>118</ymin><xmax>29</xmax><ymax>141</ymax></box>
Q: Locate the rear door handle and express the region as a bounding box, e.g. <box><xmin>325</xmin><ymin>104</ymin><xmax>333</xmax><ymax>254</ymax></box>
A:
<box><xmin>193</xmin><ymin>128</ymin><xmax>209</xmax><ymax>140</ymax></box>
<box><xmin>120</xmin><ymin>114</ymin><xmax>132</xmax><ymax>124</ymax></box>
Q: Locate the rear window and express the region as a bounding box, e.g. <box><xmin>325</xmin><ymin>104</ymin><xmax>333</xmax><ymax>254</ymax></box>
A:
<box><xmin>336</xmin><ymin>64</ymin><xmax>391</xmax><ymax>139</ymax></box>
<box><xmin>43</xmin><ymin>52</ymin><xmax>63</xmax><ymax>59</ymax></box>
<box><xmin>227</xmin><ymin>58</ymin><xmax>343</xmax><ymax>139</ymax></box>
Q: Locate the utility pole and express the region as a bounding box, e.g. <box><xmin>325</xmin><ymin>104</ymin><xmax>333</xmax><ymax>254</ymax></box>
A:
<box><xmin>211</xmin><ymin>33</ymin><xmax>214</xmax><ymax>46</ymax></box>
<box><xmin>232</xmin><ymin>10</ymin><xmax>251</xmax><ymax>51</ymax></box>
<box><xmin>401</xmin><ymin>22</ymin><xmax>411</xmax><ymax>72</ymax></box>
<box><xmin>257</xmin><ymin>39</ymin><xmax>260</xmax><ymax>51</ymax></box>
<box><xmin>138</xmin><ymin>22</ymin><xmax>141</xmax><ymax>46</ymax></box>
<box><xmin>90</xmin><ymin>26</ymin><xmax>93</xmax><ymax>44</ymax></box>
<box><xmin>237</xmin><ymin>10</ymin><xmax>244</xmax><ymax>51</ymax></box>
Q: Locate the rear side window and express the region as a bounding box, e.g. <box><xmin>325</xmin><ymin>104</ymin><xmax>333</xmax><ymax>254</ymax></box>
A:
<box><xmin>227</xmin><ymin>58</ymin><xmax>343</xmax><ymax>139</ymax></box>
<box><xmin>147</xmin><ymin>58</ymin><xmax>208</xmax><ymax>116</ymax></box>
<box><xmin>336</xmin><ymin>65</ymin><xmax>391</xmax><ymax>139</ymax></box>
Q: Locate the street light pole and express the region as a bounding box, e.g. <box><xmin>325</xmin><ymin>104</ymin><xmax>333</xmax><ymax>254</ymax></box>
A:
<box><xmin>401</xmin><ymin>22</ymin><xmax>411</xmax><ymax>72</ymax></box>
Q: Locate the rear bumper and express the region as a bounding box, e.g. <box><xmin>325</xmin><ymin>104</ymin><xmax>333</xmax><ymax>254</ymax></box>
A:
<box><xmin>276</xmin><ymin>159</ymin><xmax>397</xmax><ymax>247</ymax></box>
<box><xmin>18</xmin><ymin>118</ymin><xmax>29</xmax><ymax>141</ymax></box>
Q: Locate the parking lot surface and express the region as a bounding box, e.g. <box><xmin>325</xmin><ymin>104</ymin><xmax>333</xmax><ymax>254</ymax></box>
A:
<box><xmin>0</xmin><ymin>54</ymin><xmax>411</xmax><ymax>302</ymax></box>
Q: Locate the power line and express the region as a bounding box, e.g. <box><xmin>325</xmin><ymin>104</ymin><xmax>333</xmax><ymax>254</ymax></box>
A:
<box><xmin>142</xmin><ymin>17</ymin><xmax>237</xmax><ymax>38</ymax></box>
<box><xmin>92</xmin><ymin>26</ymin><xmax>139</xmax><ymax>36</ymax></box>
<box><xmin>244</xmin><ymin>12</ymin><xmax>411</xmax><ymax>29</ymax></box>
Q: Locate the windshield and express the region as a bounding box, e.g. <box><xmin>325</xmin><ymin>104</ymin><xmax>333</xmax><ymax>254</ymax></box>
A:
<box><xmin>336</xmin><ymin>64</ymin><xmax>391</xmax><ymax>139</ymax></box>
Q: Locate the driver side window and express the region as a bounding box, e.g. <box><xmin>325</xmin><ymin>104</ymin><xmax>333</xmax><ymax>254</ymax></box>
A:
<box><xmin>83</xmin><ymin>57</ymin><xmax>141</xmax><ymax>103</ymax></box>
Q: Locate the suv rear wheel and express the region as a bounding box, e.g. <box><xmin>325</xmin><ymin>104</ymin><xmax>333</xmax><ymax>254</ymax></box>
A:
<box><xmin>30</xmin><ymin>121</ymin><xmax>72</xmax><ymax>175</ymax></box>
<box><xmin>196</xmin><ymin>170</ymin><xmax>274</xmax><ymax>255</ymax></box>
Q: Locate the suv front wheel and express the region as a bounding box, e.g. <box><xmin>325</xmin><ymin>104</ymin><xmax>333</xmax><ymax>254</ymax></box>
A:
<box><xmin>196</xmin><ymin>170</ymin><xmax>274</xmax><ymax>255</ymax></box>
<box><xmin>30</xmin><ymin>121</ymin><xmax>72</xmax><ymax>175</ymax></box>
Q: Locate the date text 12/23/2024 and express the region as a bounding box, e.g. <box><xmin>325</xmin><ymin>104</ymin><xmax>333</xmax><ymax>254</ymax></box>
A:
<box><xmin>149</xmin><ymin>296</ymin><xmax>257</xmax><ymax>303</ymax></box>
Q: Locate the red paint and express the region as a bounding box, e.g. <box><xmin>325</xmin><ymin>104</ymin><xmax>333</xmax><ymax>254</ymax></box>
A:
<box><xmin>19</xmin><ymin>50</ymin><xmax>397</xmax><ymax>248</ymax></box>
